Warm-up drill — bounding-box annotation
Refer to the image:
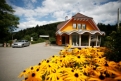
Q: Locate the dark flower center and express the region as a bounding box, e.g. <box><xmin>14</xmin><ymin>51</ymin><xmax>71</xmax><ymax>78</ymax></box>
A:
<box><xmin>99</xmin><ymin>74</ymin><xmax>105</xmax><ymax>80</ymax></box>
<box><xmin>83</xmin><ymin>72</ymin><xmax>88</xmax><ymax>76</ymax></box>
<box><xmin>77</xmin><ymin>56</ymin><xmax>80</xmax><ymax>58</ymax></box>
<box><xmin>23</xmin><ymin>70</ymin><xmax>26</xmax><ymax>72</ymax></box>
<box><xmin>84</xmin><ymin>66</ymin><xmax>86</xmax><ymax>68</ymax></box>
<box><xmin>74</xmin><ymin>73</ymin><xmax>79</xmax><ymax>77</ymax></box>
<box><xmin>105</xmin><ymin>62</ymin><xmax>109</xmax><ymax>67</ymax></box>
<box><xmin>36</xmin><ymin>69</ymin><xmax>39</xmax><ymax>71</ymax></box>
<box><xmin>46</xmin><ymin>77</ymin><xmax>49</xmax><ymax>80</ymax></box>
<box><xmin>106</xmin><ymin>73</ymin><xmax>110</xmax><ymax>77</ymax></box>
<box><xmin>71</xmin><ymin>70</ymin><xmax>74</xmax><ymax>72</ymax></box>
<box><xmin>38</xmin><ymin>63</ymin><xmax>41</xmax><ymax>65</ymax></box>
<box><xmin>31</xmin><ymin>67</ymin><xmax>33</xmax><ymax>70</ymax></box>
<box><xmin>48</xmin><ymin>65</ymin><xmax>51</xmax><ymax>67</ymax></box>
<box><xmin>25</xmin><ymin>77</ymin><xmax>28</xmax><ymax>80</ymax></box>
<box><xmin>93</xmin><ymin>67</ymin><xmax>96</xmax><ymax>70</ymax></box>
<box><xmin>47</xmin><ymin>60</ymin><xmax>49</xmax><ymax>63</ymax></box>
<box><xmin>63</xmin><ymin>55</ymin><xmax>65</xmax><ymax>58</ymax></box>
<box><xmin>57</xmin><ymin>77</ymin><xmax>59</xmax><ymax>80</ymax></box>
<box><xmin>60</xmin><ymin>60</ymin><xmax>62</xmax><ymax>62</ymax></box>
<box><xmin>32</xmin><ymin>73</ymin><xmax>35</xmax><ymax>77</ymax></box>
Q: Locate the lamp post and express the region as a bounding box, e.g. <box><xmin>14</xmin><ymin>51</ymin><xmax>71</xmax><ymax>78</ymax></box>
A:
<box><xmin>117</xmin><ymin>8</ymin><xmax>120</xmax><ymax>32</ymax></box>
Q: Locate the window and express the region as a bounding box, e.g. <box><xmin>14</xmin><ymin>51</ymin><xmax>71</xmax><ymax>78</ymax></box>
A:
<box><xmin>82</xmin><ymin>24</ymin><xmax>86</xmax><ymax>29</ymax></box>
<box><xmin>77</xmin><ymin>24</ymin><xmax>81</xmax><ymax>29</ymax></box>
<box><xmin>73</xmin><ymin>23</ymin><xmax>76</xmax><ymax>29</ymax></box>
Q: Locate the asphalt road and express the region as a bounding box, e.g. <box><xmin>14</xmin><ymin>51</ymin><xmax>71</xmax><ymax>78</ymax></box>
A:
<box><xmin>0</xmin><ymin>43</ymin><xmax>63</xmax><ymax>81</ymax></box>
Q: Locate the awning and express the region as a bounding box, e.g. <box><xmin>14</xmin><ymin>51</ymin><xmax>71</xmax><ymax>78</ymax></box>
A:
<box><xmin>56</xmin><ymin>30</ymin><xmax>105</xmax><ymax>35</ymax></box>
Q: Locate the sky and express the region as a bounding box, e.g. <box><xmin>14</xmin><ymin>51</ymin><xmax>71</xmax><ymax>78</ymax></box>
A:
<box><xmin>6</xmin><ymin>0</ymin><xmax>121</xmax><ymax>31</ymax></box>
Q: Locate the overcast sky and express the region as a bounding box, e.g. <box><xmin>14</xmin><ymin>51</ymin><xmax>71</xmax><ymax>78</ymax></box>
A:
<box><xmin>6</xmin><ymin>0</ymin><xmax>121</xmax><ymax>31</ymax></box>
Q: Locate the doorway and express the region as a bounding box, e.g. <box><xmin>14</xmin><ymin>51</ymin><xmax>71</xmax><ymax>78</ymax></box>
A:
<box><xmin>62</xmin><ymin>36</ymin><xmax>65</xmax><ymax>44</ymax></box>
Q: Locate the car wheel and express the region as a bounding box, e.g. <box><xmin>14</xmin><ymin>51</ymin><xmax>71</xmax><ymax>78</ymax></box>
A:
<box><xmin>21</xmin><ymin>44</ymin><xmax>24</xmax><ymax>48</ymax></box>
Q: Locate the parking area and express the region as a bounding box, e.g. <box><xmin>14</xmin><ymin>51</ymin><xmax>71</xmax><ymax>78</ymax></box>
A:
<box><xmin>0</xmin><ymin>43</ymin><xmax>64</xmax><ymax>81</ymax></box>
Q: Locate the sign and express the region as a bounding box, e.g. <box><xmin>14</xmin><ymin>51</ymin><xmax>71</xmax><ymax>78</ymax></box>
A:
<box><xmin>39</xmin><ymin>35</ymin><xmax>49</xmax><ymax>37</ymax></box>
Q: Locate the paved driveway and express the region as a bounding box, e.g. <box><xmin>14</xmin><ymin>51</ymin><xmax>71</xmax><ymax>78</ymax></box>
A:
<box><xmin>0</xmin><ymin>43</ymin><xmax>63</xmax><ymax>81</ymax></box>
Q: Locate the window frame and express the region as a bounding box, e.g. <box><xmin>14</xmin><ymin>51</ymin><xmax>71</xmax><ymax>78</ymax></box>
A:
<box><xmin>82</xmin><ymin>24</ymin><xmax>86</xmax><ymax>30</ymax></box>
<box><xmin>73</xmin><ymin>23</ymin><xmax>77</xmax><ymax>29</ymax></box>
<box><xmin>77</xmin><ymin>24</ymin><xmax>81</xmax><ymax>29</ymax></box>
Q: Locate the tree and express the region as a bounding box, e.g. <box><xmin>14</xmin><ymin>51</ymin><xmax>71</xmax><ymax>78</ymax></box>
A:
<box><xmin>104</xmin><ymin>24</ymin><xmax>121</xmax><ymax>62</ymax></box>
<box><xmin>31</xmin><ymin>33</ymin><xmax>38</xmax><ymax>41</ymax></box>
<box><xmin>0</xmin><ymin>0</ymin><xmax>19</xmax><ymax>42</ymax></box>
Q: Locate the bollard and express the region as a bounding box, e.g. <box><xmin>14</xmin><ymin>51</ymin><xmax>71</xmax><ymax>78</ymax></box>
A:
<box><xmin>4</xmin><ymin>43</ymin><xmax>6</xmax><ymax>47</ymax></box>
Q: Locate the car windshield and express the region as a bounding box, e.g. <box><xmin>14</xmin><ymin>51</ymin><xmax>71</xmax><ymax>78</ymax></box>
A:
<box><xmin>18</xmin><ymin>40</ymin><xmax>24</xmax><ymax>42</ymax></box>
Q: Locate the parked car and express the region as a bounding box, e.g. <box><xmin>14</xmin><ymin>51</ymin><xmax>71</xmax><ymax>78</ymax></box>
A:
<box><xmin>12</xmin><ymin>40</ymin><xmax>30</xmax><ymax>48</ymax></box>
<box><xmin>0</xmin><ymin>43</ymin><xmax>3</xmax><ymax>47</ymax></box>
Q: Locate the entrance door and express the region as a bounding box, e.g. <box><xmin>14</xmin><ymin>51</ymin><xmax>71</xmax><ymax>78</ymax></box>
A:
<box><xmin>72</xmin><ymin>33</ymin><xmax>79</xmax><ymax>46</ymax></box>
<box><xmin>62</xmin><ymin>36</ymin><xmax>65</xmax><ymax>44</ymax></box>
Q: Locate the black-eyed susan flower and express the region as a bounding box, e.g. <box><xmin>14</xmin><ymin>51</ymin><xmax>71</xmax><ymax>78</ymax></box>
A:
<box><xmin>63</xmin><ymin>68</ymin><xmax>88</xmax><ymax>81</ymax></box>
<box><xmin>24</xmin><ymin>71</ymin><xmax>42</xmax><ymax>81</ymax></box>
<box><xmin>19</xmin><ymin>46</ymin><xmax>121</xmax><ymax>81</ymax></box>
<box><xmin>74</xmin><ymin>55</ymin><xmax>86</xmax><ymax>64</ymax></box>
<box><xmin>45</xmin><ymin>69</ymin><xmax>63</xmax><ymax>81</ymax></box>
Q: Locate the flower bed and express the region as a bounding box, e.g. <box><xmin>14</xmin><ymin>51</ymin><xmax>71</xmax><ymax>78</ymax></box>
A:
<box><xmin>18</xmin><ymin>45</ymin><xmax>121</xmax><ymax>81</ymax></box>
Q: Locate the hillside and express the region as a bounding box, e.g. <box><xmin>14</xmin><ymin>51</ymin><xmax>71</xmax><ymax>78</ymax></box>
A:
<box><xmin>13</xmin><ymin>22</ymin><xmax>62</xmax><ymax>41</ymax></box>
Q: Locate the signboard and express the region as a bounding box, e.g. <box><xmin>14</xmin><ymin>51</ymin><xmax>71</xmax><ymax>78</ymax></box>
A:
<box><xmin>39</xmin><ymin>35</ymin><xmax>49</xmax><ymax>37</ymax></box>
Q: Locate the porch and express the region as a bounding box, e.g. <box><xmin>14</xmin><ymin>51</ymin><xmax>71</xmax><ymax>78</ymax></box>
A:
<box><xmin>56</xmin><ymin>30</ymin><xmax>105</xmax><ymax>48</ymax></box>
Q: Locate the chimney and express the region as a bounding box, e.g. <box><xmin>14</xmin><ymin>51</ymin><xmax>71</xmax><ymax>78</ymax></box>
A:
<box><xmin>65</xmin><ymin>16</ymin><xmax>68</xmax><ymax>21</ymax></box>
<box><xmin>117</xmin><ymin>8</ymin><xmax>120</xmax><ymax>31</ymax></box>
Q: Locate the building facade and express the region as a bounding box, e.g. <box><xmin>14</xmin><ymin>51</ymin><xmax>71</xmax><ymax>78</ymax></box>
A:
<box><xmin>56</xmin><ymin>13</ymin><xmax>105</xmax><ymax>48</ymax></box>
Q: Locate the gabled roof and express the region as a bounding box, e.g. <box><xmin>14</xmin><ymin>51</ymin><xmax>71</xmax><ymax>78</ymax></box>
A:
<box><xmin>72</xmin><ymin>13</ymin><xmax>93</xmax><ymax>19</ymax></box>
<box><xmin>56</xmin><ymin>18</ymin><xmax>72</xmax><ymax>32</ymax></box>
<box><xmin>57</xmin><ymin>20</ymin><xmax>69</xmax><ymax>31</ymax></box>
<box><xmin>56</xmin><ymin>13</ymin><xmax>100</xmax><ymax>35</ymax></box>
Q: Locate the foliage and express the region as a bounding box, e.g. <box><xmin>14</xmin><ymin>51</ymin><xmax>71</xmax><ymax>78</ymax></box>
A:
<box><xmin>12</xmin><ymin>22</ymin><xmax>61</xmax><ymax>43</ymax></box>
<box><xmin>18</xmin><ymin>45</ymin><xmax>121</xmax><ymax>81</ymax></box>
<box><xmin>31</xmin><ymin>38</ymin><xmax>46</xmax><ymax>44</ymax></box>
<box><xmin>49</xmin><ymin>37</ymin><xmax>56</xmax><ymax>44</ymax></box>
<box><xmin>0</xmin><ymin>0</ymin><xmax>19</xmax><ymax>42</ymax></box>
<box><xmin>31</xmin><ymin>33</ymin><xmax>38</xmax><ymax>41</ymax></box>
<box><xmin>104</xmin><ymin>28</ymin><xmax>121</xmax><ymax>62</ymax></box>
<box><xmin>23</xmin><ymin>35</ymin><xmax>31</xmax><ymax>41</ymax></box>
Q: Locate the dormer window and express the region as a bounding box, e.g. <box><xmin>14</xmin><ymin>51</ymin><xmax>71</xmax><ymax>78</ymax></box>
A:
<box><xmin>82</xmin><ymin>24</ymin><xmax>86</xmax><ymax>29</ymax></box>
<box><xmin>73</xmin><ymin>23</ymin><xmax>76</xmax><ymax>29</ymax></box>
<box><xmin>77</xmin><ymin>24</ymin><xmax>81</xmax><ymax>29</ymax></box>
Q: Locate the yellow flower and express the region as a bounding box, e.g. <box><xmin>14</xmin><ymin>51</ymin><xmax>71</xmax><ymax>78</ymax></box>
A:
<box><xmin>59</xmin><ymin>55</ymin><xmax>75</xmax><ymax>66</ymax></box>
<box><xmin>49</xmin><ymin>55</ymin><xmax>60</xmax><ymax>63</ymax></box>
<box><xmin>45</xmin><ymin>69</ymin><xmax>63</xmax><ymax>81</ymax></box>
<box><xmin>88</xmin><ymin>71</ymin><xmax>119</xmax><ymax>81</ymax></box>
<box><xmin>59</xmin><ymin>49</ymin><xmax>67</xmax><ymax>55</ymax></box>
<box><xmin>94</xmin><ymin>57</ymin><xmax>106</xmax><ymax>66</ymax></box>
<box><xmin>18</xmin><ymin>46</ymin><xmax>121</xmax><ymax>81</ymax></box>
<box><xmin>74</xmin><ymin>55</ymin><xmax>86</xmax><ymax>64</ymax></box>
<box><xmin>45</xmin><ymin>63</ymin><xmax>58</xmax><ymax>74</ymax></box>
<box><xmin>96</xmin><ymin>61</ymin><xmax>117</xmax><ymax>72</ymax></box>
<box><xmin>63</xmin><ymin>68</ymin><xmax>88</xmax><ymax>81</ymax></box>
<box><xmin>23</xmin><ymin>71</ymin><xmax>42</xmax><ymax>81</ymax></box>
<box><xmin>64</xmin><ymin>44</ymin><xmax>71</xmax><ymax>50</ymax></box>
<box><xmin>72</xmin><ymin>48</ymin><xmax>80</xmax><ymax>55</ymax></box>
<box><xmin>18</xmin><ymin>65</ymin><xmax>39</xmax><ymax>78</ymax></box>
